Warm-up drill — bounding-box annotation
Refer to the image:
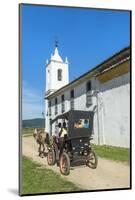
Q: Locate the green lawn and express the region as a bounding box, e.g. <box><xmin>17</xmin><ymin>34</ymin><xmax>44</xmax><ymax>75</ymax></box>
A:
<box><xmin>21</xmin><ymin>156</ymin><xmax>80</xmax><ymax>195</ymax></box>
<box><xmin>92</xmin><ymin>144</ymin><xmax>130</xmax><ymax>163</ymax></box>
<box><xmin>22</xmin><ymin>128</ymin><xmax>45</xmax><ymax>137</ymax></box>
<box><xmin>22</xmin><ymin>128</ymin><xmax>34</xmax><ymax>135</ymax></box>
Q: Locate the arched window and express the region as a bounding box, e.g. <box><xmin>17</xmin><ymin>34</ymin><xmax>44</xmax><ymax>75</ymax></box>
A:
<box><xmin>86</xmin><ymin>81</ymin><xmax>91</xmax><ymax>92</ymax></box>
<box><xmin>55</xmin><ymin>98</ymin><xmax>58</xmax><ymax>115</ymax></box>
<box><xmin>86</xmin><ymin>80</ymin><xmax>92</xmax><ymax>107</ymax></box>
<box><xmin>58</xmin><ymin>69</ymin><xmax>62</xmax><ymax>81</ymax></box>
<box><xmin>61</xmin><ymin>94</ymin><xmax>65</xmax><ymax>113</ymax></box>
<box><xmin>70</xmin><ymin>89</ymin><xmax>74</xmax><ymax>110</ymax></box>
<box><xmin>48</xmin><ymin>101</ymin><xmax>51</xmax><ymax>116</ymax></box>
<box><xmin>70</xmin><ymin>89</ymin><xmax>74</xmax><ymax>98</ymax></box>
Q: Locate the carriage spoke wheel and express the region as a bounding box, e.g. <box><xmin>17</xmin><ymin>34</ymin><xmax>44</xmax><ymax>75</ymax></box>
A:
<box><xmin>47</xmin><ymin>149</ymin><xmax>55</xmax><ymax>166</ymax></box>
<box><xmin>86</xmin><ymin>150</ymin><xmax>98</xmax><ymax>169</ymax></box>
<box><xmin>60</xmin><ymin>152</ymin><xmax>70</xmax><ymax>175</ymax></box>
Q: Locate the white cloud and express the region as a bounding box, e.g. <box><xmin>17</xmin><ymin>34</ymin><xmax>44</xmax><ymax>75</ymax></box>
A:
<box><xmin>22</xmin><ymin>81</ymin><xmax>44</xmax><ymax>119</ymax></box>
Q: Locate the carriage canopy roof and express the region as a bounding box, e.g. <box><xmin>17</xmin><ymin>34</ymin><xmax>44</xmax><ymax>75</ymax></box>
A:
<box><xmin>51</xmin><ymin>110</ymin><xmax>94</xmax><ymax>139</ymax></box>
<box><xmin>51</xmin><ymin>110</ymin><xmax>94</xmax><ymax>124</ymax></box>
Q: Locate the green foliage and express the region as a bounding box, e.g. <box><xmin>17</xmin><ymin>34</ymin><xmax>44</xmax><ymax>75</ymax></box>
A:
<box><xmin>22</xmin><ymin>128</ymin><xmax>34</xmax><ymax>135</ymax></box>
<box><xmin>22</xmin><ymin>128</ymin><xmax>46</xmax><ymax>137</ymax></box>
<box><xmin>23</xmin><ymin>118</ymin><xmax>45</xmax><ymax>128</ymax></box>
<box><xmin>22</xmin><ymin>156</ymin><xmax>80</xmax><ymax>195</ymax></box>
<box><xmin>92</xmin><ymin>144</ymin><xmax>130</xmax><ymax>163</ymax></box>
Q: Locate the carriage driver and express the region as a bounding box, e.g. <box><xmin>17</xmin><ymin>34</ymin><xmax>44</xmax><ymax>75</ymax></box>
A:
<box><xmin>57</xmin><ymin>121</ymin><xmax>68</xmax><ymax>155</ymax></box>
<box><xmin>59</xmin><ymin>120</ymin><xmax>68</xmax><ymax>138</ymax></box>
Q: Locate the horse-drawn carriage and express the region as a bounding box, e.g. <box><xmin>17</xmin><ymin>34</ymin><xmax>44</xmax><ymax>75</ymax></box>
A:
<box><xmin>47</xmin><ymin>110</ymin><xmax>98</xmax><ymax>175</ymax></box>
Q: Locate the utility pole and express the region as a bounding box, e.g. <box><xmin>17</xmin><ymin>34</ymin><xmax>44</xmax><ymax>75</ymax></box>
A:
<box><xmin>41</xmin><ymin>112</ymin><xmax>45</xmax><ymax>129</ymax></box>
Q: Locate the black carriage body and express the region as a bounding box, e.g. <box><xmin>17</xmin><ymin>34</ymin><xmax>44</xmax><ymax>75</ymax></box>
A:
<box><xmin>67</xmin><ymin>137</ymin><xmax>90</xmax><ymax>153</ymax></box>
<box><xmin>51</xmin><ymin>110</ymin><xmax>94</xmax><ymax>139</ymax></box>
<box><xmin>51</xmin><ymin>110</ymin><xmax>94</xmax><ymax>163</ymax></box>
<box><xmin>49</xmin><ymin>110</ymin><xmax>97</xmax><ymax>173</ymax></box>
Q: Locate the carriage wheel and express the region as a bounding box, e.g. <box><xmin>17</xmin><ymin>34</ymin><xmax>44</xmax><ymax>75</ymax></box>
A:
<box><xmin>60</xmin><ymin>152</ymin><xmax>70</xmax><ymax>175</ymax></box>
<box><xmin>86</xmin><ymin>150</ymin><xmax>98</xmax><ymax>169</ymax></box>
<box><xmin>47</xmin><ymin>149</ymin><xmax>56</xmax><ymax>166</ymax></box>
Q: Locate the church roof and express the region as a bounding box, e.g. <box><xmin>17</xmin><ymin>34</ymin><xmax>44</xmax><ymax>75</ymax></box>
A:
<box><xmin>45</xmin><ymin>46</ymin><xmax>130</xmax><ymax>99</ymax></box>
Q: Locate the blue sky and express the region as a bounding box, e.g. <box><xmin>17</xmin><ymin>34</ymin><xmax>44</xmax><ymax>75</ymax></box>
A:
<box><xmin>21</xmin><ymin>4</ymin><xmax>130</xmax><ymax>119</ymax></box>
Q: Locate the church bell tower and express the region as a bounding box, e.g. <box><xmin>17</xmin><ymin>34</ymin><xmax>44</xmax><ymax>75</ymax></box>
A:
<box><xmin>45</xmin><ymin>42</ymin><xmax>69</xmax><ymax>133</ymax></box>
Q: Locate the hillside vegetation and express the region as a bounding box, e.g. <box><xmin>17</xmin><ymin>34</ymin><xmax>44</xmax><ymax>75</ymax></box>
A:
<box><xmin>22</xmin><ymin>118</ymin><xmax>45</xmax><ymax>128</ymax></box>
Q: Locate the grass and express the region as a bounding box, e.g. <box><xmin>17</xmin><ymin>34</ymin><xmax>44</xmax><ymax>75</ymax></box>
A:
<box><xmin>22</xmin><ymin>128</ymin><xmax>34</xmax><ymax>135</ymax></box>
<box><xmin>92</xmin><ymin>144</ymin><xmax>130</xmax><ymax>163</ymax></box>
<box><xmin>22</xmin><ymin>156</ymin><xmax>80</xmax><ymax>195</ymax></box>
<box><xmin>22</xmin><ymin>128</ymin><xmax>45</xmax><ymax>137</ymax></box>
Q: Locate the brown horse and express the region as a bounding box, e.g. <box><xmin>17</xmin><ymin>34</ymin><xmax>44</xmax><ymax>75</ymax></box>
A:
<box><xmin>33</xmin><ymin>128</ymin><xmax>50</xmax><ymax>157</ymax></box>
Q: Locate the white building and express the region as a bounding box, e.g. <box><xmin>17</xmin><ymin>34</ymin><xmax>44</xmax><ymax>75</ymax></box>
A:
<box><xmin>45</xmin><ymin>45</ymin><xmax>130</xmax><ymax>147</ymax></box>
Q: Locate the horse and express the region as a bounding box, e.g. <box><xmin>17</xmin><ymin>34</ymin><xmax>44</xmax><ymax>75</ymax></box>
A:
<box><xmin>33</xmin><ymin>128</ymin><xmax>50</xmax><ymax>157</ymax></box>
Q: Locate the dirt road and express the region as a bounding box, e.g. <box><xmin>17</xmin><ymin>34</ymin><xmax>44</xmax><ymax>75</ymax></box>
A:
<box><xmin>22</xmin><ymin>136</ymin><xmax>130</xmax><ymax>190</ymax></box>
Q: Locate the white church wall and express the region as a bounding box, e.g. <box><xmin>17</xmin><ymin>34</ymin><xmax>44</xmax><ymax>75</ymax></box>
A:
<box><xmin>45</xmin><ymin>65</ymin><xmax>50</xmax><ymax>91</ymax></box>
<box><xmin>47</xmin><ymin>62</ymin><xmax>69</xmax><ymax>91</ymax></box>
<box><xmin>73</xmin><ymin>82</ymin><xmax>87</xmax><ymax>110</ymax></box>
<box><xmin>72</xmin><ymin>80</ymin><xmax>99</xmax><ymax>144</ymax></box>
<box><xmin>97</xmin><ymin>72</ymin><xmax>130</xmax><ymax>147</ymax></box>
<box><xmin>45</xmin><ymin>45</ymin><xmax>130</xmax><ymax>147</ymax></box>
<box><xmin>48</xmin><ymin>78</ymin><xmax>99</xmax><ymax>143</ymax></box>
<box><xmin>46</xmin><ymin>69</ymin><xmax>130</xmax><ymax>147</ymax></box>
<box><xmin>45</xmin><ymin>100</ymin><xmax>49</xmax><ymax>132</ymax></box>
<box><xmin>45</xmin><ymin>46</ymin><xmax>69</xmax><ymax>95</ymax></box>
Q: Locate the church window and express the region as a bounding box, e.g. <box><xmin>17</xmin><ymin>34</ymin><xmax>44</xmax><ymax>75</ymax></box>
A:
<box><xmin>58</xmin><ymin>69</ymin><xmax>62</xmax><ymax>81</ymax></box>
<box><xmin>86</xmin><ymin>81</ymin><xmax>92</xmax><ymax>107</ymax></box>
<box><xmin>49</xmin><ymin>100</ymin><xmax>51</xmax><ymax>116</ymax></box>
<box><xmin>55</xmin><ymin>98</ymin><xmax>58</xmax><ymax>104</ymax></box>
<box><xmin>70</xmin><ymin>89</ymin><xmax>74</xmax><ymax>110</ymax></box>
<box><xmin>61</xmin><ymin>94</ymin><xmax>64</xmax><ymax>102</ymax></box>
<box><xmin>55</xmin><ymin>98</ymin><xmax>58</xmax><ymax>115</ymax></box>
<box><xmin>61</xmin><ymin>94</ymin><xmax>65</xmax><ymax>113</ymax></box>
<box><xmin>70</xmin><ymin>89</ymin><xmax>74</xmax><ymax>98</ymax></box>
<box><xmin>86</xmin><ymin>81</ymin><xmax>91</xmax><ymax>92</ymax></box>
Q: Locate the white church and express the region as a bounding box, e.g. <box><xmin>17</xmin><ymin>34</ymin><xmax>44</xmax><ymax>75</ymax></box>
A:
<box><xmin>45</xmin><ymin>44</ymin><xmax>130</xmax><ymax>148</ymax></box>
